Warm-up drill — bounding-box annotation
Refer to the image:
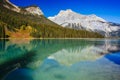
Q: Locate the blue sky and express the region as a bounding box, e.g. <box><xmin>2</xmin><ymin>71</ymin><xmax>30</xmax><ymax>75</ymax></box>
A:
<box><xmin>10</xmin><ymin>0</ymin><xmax>120</xmax><ymax>23</ymax></box>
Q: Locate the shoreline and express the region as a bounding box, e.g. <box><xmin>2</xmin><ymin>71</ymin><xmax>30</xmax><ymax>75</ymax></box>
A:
<box><xmin>0</xmin><ymin>38</ymin><xmax>120</xmax><ymax>40</ymax></box>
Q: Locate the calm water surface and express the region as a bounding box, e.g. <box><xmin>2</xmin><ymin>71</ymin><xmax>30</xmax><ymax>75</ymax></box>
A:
<box><xmin>0</xmin><ymin>39</ymin><xmax>120</xmax><ymax>80</ymax></box>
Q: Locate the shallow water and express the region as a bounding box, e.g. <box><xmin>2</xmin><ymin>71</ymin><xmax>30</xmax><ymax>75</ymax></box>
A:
<box><xmin>0</xmin><ymin>39</ymin><xmax>120</xmax><ymax>80</ymax></box>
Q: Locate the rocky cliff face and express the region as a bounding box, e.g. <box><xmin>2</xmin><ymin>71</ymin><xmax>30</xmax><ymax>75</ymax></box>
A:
<box><xmin>3</xmin><ymin>0</ymin><xmax>21</xmax><ymax>12</ymax></box>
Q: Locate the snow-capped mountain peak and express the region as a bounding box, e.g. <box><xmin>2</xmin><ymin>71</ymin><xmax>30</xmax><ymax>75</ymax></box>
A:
<box><xmin>58</xmin><ymin>9</ymin><xmax>74</xmax><ymax>15</ymax></box>
<box><xmin>48</xmin><ymin>9</ymin><xmax>106</xmax><ymax>24</ymax></box>
<box><xmin>48</xmin><ymin>9</ymin><xmax>120</xmax><ymax>37</ymax></box>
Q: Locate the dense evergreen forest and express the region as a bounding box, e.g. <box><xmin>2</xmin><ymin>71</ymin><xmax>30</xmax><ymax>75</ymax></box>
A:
<box><xmin>0</xmin><ymin>1</ymin><xmax>104</xmax><ymax>38</ymax></box>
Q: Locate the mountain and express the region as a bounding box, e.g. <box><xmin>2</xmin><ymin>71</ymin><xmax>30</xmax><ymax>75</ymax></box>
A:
<box><xmin>0</xmin><ymin>0</ymin><xmax>103</xmax><ymax>38</ymax></box>
<box><xmin>48</xmin><ymin>9</ymin><xmax>120</xmax><ymax>37</ymax></box>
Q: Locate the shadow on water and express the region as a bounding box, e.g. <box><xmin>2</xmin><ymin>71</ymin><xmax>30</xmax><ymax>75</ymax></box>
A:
<box><xmin>4</xmin><ymin>68</ymin><xmax>33</xmax><ymax>80</ymax></box>
<box><xmin>0</xmin><ymin>39</ymin><xmax>120</xmax><ymax>80</ymax></box>
<box><xmin>105</xmin><ymin>52</ymin><xmax>120</xmax><ymax>65</ymax></box>
<box><xmin>0</xmin><ymin>39</ymin><xmax>6</xmax><ymax>51</ymax></box>
<box><xmin>0</xmin><ymin>50</ymin><xmax>36</xmax><ymax>78</ymax></box>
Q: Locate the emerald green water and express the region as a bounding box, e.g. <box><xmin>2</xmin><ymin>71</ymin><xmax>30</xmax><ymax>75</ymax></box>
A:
<box><xmin>0</xmin><ymin>39</ymin><xmax>120</xmax><ymax>80</ymax></box>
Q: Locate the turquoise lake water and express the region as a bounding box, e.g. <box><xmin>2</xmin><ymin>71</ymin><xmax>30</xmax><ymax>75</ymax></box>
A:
<box><xmin>0</xmin><ymin>39</ymin><xmax>120</xmax><ymax>80</ymax></box>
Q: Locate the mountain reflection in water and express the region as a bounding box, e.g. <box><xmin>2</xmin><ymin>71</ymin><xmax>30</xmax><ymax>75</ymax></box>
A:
<box><xmin>0</xmin><ymin>39</ymin><xmax>120</xmax><ymax>80</ymax></box>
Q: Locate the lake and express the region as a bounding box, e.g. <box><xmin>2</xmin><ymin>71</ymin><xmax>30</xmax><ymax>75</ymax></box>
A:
<box><xmin>0</xmin><ymin>39</ymin><xmax>120</xmax><ymax>80</ymax></box>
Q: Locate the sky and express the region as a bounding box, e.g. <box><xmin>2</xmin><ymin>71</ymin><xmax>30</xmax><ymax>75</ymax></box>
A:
<box><xmin>10</xmin><ymin>0</ymin><xmax>120</xmax><ymax>23</ymax></box>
